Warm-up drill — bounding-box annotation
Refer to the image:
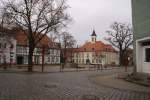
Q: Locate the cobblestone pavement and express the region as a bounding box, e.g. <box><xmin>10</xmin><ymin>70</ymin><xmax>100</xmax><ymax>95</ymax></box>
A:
<box><xmin>0</xmin><ymin>68</ymin><xmax>150</xmax><ymax>100</ymax></box>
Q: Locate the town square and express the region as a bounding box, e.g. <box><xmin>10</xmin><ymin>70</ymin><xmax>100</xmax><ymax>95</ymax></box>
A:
<box><xmin>0</xmin><ymin>0</ymin><xmax>150</xmax><ymax>100</ymax></box>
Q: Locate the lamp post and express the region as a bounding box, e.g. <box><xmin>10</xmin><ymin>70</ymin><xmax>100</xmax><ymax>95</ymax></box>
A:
<box><xmin>125</xmin><ymin>56</ymin><xmax>130</xmax><ymax>72</ymax></box>
<box><xmin>76</xmin><ymin>45</ymin><xmax>79</xmax><ymax>71</ymax></box>
<box><xmin>41</xmin><ymin>46</ymin><xmax>45</xmax><ymax>72</ymax></box>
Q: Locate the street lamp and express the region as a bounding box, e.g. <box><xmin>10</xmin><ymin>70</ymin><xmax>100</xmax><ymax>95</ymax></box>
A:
<box><xmin>76</xmin><ymin>45</ymin><xmax>79</xmax><ymax>71</ymax></box>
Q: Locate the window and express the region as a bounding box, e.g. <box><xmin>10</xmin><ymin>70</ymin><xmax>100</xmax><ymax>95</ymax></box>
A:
<box><xmin>142</xmin><ymin>41</ymin><xmax>150</xmax><ymax>46</ymax></box>
<box><xmin>17</xmin><ymin>46</ymin><xmax>21</xmax><ymax>53</ymax></box>
<box><xmin>92</xmin><ymin>53</ymin><xmax>95</xmax><ymax>57</ymax></box>
<box><xmin>55</xmin><ymin>50</ymin><xmax>57</xmax><ymax>55</ymax></box>
<box><xmin>24</xmin><ymin>56</ymin><xmax>28</xmax><ymax>64</ymax></box>
<box><xmin>99</xmin><ymin>59</ymin><xmax>102</xmax><ymax>63</ymax></box>
<box><xmin>78</xmin><ymin>53</ymin><xmax>80</xmax><ymax>57</ymax></box>
<box><xmin>52</xmin><ymin>50</ymin><xmax>55</xmax><ymax>55</ymax></box>
<box><xmin>145</xmin><ymin>48</ymin><xmax>150</xmax><ymax>62</ymax></box>
<box><xmin>4</xmin><ymin>43</ymin><xmax>7</xmax><ymax>48</ymax></box>
<box><xmin>47</xmin><ymin>56</ymin><xmax>50</xmax><ymax>62</ymax></box>
<box><xmin>87</xmin><ymin>53</ymin><xmax>89</xmax><ymax>58</ymax></box>
<box><xmin>49</xmin><ymin>49</ymin><xmax>51</xmax><ymax>54</ymax></box>
<box><xmin>10</xmin><ymin>44</ymin><xmax>13</xmax><ymax>49</ymax></box>
<box><xmin>51</xmin><ymin>49</ymin><xmax>54</xmax><ymax>54</ymax></box>
<box><xmin>92</xmin><ymin>59</ymin><xmax>94</xmax><ymax>63</ymax></box>
<box><xmin>96</xmin><ymin>59</ymin><xmax>98</xmax><ymax>63</ymax></box>
<box><xmin>79</xmin><ymin>59</ymin><xmax>81</xmax><ymax>63</ymax></box>
<box><xmin>23</xmin><ymin>47</ymin><xmax>27</xmax><ymax>54</ymax></box>
<box><xmin>37</xmin><ymin>48</ymin><xmax>41</xmax><ymax>54</ymax></box>
<box><xmin>92</xmin><ymin>38</ymin><xmax>94</xmax><ymax>42</ymax></box>
<box><xmin>51</xmin><ymin>56</ymin><xmax>54</xmax><ymax>63</ymax></box>
<box><xmin>57</xmin><ymin>50</ymin><xmax>60</xmax><ymax>56</ymax></box>
<box><xmin>82</xmin><ymin>59</ymin><xmax>84</xmax><ymax>63</ymax></box>
<box><xmin>76</xmin><ymin>53</ymin><xmax>78</xmax><ymax>57</ymax></box>
<box><xmin>56</xmin><ymin>57</ymin><xmax>59</xmax><ymax>63</ymax></box>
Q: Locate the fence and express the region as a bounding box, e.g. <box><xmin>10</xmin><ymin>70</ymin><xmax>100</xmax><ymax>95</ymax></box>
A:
<box><xmin>0</xmin><ymin>63</ymin><xmax>114</xmax><ymax>73</ymax></box>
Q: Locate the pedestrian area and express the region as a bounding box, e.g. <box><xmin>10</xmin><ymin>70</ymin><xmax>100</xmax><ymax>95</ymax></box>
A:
<box><xmin>0</xmin><ymin>67</ymin><xmax>149</xmax><ymax>100</ymax></box>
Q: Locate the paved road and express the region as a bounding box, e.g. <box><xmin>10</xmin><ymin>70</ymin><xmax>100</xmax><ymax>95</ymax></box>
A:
<box><xmin>0</xmin><ymin>68</ymin><xmax>149</xmax><ymax>100</ymax></box>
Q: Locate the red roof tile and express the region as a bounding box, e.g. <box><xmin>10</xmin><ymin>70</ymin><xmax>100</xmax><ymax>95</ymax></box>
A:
<box><xmin>15</xmin><ymin>31</ymin><xmax>60</xmax><ymax>48</ymax></box>
<box><xmin>0</xmin><ymin>27</ymin><xmax>60</xmax><ymax>49</ymax></box>
<box><xmin>74</xmin><ymin>41</ymin><xmax>117</xmax><ymax>53</ymax></box>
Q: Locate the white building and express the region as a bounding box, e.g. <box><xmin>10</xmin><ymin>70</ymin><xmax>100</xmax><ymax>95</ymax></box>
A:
<box><xmin>0</xmin><ymin>31</ymin><xmax>16</xmax><ymax>64</ymax></box>
<box><xmin>15</xmin><ymin>29</ymin><xmax>60</xmax><ymax>65</ymax></box>
<box><xmin>73</xmin><ymin>30</ymin><xmax>119</xmax><ymax>66</ymax></box>
<box><xmin>16</xmin><ymin>46</ymin><xmax>60</xmax><ymax>65</ymax></box>
<box><xmin>0</xmin><ymin>27</ymin><xmax>60</xmax><ymax>65</ymax></box>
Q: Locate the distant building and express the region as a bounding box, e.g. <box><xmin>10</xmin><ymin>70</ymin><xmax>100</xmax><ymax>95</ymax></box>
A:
<box><xmin>0</xmin><ymin>27</ymin><xmax>16</xmax><ymax>65</ymax></box>
<box><xmin>73</xmin><ymin>30</ymin><xmax>119</xmax><ymax>66</ymax></box>
<box><xmin>14</xmin><ymin>29</ymin><xmax>60</xmax><ymax>65</ymax></box>
<box><xmin>132</xmin><ymin>0</ymin><xmax>150</xmax><ymax>74</ymax></box>
<box><xmin>0</xmin><ymin>27</ymin><xmax>60</xmax><ymax>65</ymax></box>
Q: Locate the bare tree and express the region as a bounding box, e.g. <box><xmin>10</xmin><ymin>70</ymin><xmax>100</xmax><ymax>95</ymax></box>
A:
<box><xmin>60</xmin><ymin>32</ymin><xmax>76</xmax><ymax>63</ymax></box>
<box><xmin>106</xmin><ymin>22</ymin><xmax>133</xmax><ymax>66</ymax></box>
<box><xmin>1</xmin><ymin>0</ymin><xmax>71</xmax><ymax>71</ymax></box>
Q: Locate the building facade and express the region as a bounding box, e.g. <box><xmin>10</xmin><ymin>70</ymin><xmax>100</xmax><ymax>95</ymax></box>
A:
<box><xmin>132</xmin><ymin>0</ymin><xmax>150</xmax><ymax>74</ymax></box>
<box><xmin>0</xmin><ymin>27</ymin><xmax>60</xmax><ymax>65</ymax></box>
<box><xmin>0</xmin><ymin>28</ymin><xmax>16</xmax><ymax>65</ymax></box>
<box><xmin>16</xmin><ymin>46</ymin><xmax>60</xmax><ymax>65</ymax></box>
<box><xmin>73</xmin><ymin>30</ymin><xmax>119</xmax><ymax>66</ymax></box>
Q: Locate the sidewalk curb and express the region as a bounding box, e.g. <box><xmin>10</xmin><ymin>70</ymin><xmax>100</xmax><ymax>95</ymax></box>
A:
<box><xmin>89</xmin><ymin>74</ymin><xmax>150</xmax><ymax>94</ymax></box>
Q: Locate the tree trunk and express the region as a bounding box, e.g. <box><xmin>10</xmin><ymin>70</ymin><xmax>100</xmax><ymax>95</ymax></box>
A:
<box><xmin>64</xmin><ymin>48</ymin><xmax>67</xmax><ymax>64</ymax></box>
<box><xmin>119</xmin><ymin>50</ymin><xmax>124</xmax><ymax>66</ymax></box>
<box><xmin>28</xmin><ymin>44</ymin><xmax>34</xmax><ymax>72</ymax></box>
<box><xmin>119</xmin><ymin>51</ymin><xmax>122</xmax><ymax>66</ymax></box>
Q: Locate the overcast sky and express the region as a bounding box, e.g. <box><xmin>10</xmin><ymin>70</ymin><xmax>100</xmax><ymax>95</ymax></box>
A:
<box><xmin>67</xmin><ymin>0</ymin><xmax>132</xmax><ymax>45</ymax></box>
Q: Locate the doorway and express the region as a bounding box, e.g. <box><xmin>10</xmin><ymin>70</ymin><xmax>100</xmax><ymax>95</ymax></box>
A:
<box><xmin>17</xmin><ymin>56</ymin><xmax>24</xmax><ymax>64</ymax></box>
<box><xmin>142</xmin><ymin>46</ymin><xmax>150</xmax><ymax>73</ymax></box>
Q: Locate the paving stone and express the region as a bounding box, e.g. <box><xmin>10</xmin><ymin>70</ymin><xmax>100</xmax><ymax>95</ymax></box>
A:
<box><xmin>0</xmin><ymin>68</ymin><xmax>149</xmax><ymax>100</ymax></box>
